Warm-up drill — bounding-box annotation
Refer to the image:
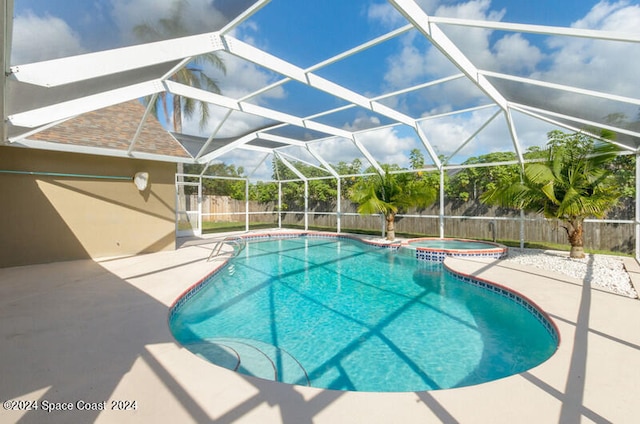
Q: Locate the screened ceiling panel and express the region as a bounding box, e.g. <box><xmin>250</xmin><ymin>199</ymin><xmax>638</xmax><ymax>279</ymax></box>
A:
<box><xmin>237</xmin><ymin>0</ymin><xmax>409</xmax><ymax>69</ymax></box>
<box><xmin>378</xmin><ymin>77</ymin><xmax>495</xmax><ymax>119</ymax></box>
<box><xmin>518</xmin><ymin>111</ymin><xmax>640</xmax><ymax>151</ymax></box>
<box><xmin>312</xmin><ymin>30</ymin><xmax>413</xmax><ymax>97</ymax></box>
<box><xmin>488</xmin><ymin>77</ymin><xmax>640</xmax><ymax>138</ymax></box>
<box><xmin>278</xmin><ymin>145</ymin><xmax>323</xmax><ymax>167</ymax></box>
<box><xmin>212</xmin><ymin>51</ymin><xmax>286</xmax><ymax>101</ymax></box>
<box><xmin>309</xmin><ymin>137</ymin><xmax>373</xmax><ymax>174</ymax></box>
<box><xmin>313</xmin><ymin>106</ymin><xmax>396</xmax><ymax>132</ymax></box>
<box><xmin>244</xmin><ymin>80</ymin><xmax>351</xmax><ymax>117</ymax></box>
<box><xmin>357</xmin><ymin>125</ymin><xmax>437</xmax><ymax>169</ymax></box>
<box><xmin>8</xmin><ymin>61</ymin><xmax>180</xmax><ymax>115</ymax></box>
<box><xmin>262</xmin><ymin>125</ymin><xmax>333</xmax><ymax>142</ymax></box>
<box><xmin>247</xmin><ymin>139</ymin><xmax>289</xmax><ymax>150</ymax></box>
<box><xmin>417</xmin><ymin>107</ymin><xmax>505</xmax><ymax>162</ymax></box>
<box><xmin>442</xmin><ymin>112</ymin><xmax>516</xmax><ymax>165</ymax></box>
<box><xmin>508</xmin><ymin>110</ymin><xmax>571</xmax><ymax>151</ymax></box>
<box><xmin>3</xmin><ymin>0</ymin><xmax>640</xmax><ymax>181</ymax></box>
<box><xmin>9</xmin><ymin>0</ymin><xmax>261</xmax><ymax>64</ymax></box>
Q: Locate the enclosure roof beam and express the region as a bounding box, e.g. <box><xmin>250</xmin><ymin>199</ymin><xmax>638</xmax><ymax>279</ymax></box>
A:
<box><xmin>166</xmin><ymin>80</ymin><xmax>353</xmax><ymax>140</ymax></box>
<box><xmin>510</xmin><ymin>104</ymin><xmax>639</xmax><ymax>152</ymax></box>
<box><xmin>246</xmin><ymin>152</ymin><xmax>271</xmax><ymax>180</ymax></box>
<box><xmin>195</xmin><ymin>110</ymin><xmax>233</xmax><ymax>160</ymax></box>
<box><xmin>481</xmin><ymin>70</ymin><xmax>640</xmax><ymax>107</ymax></box>
<box><xmin>8</xmin><ymin>80</ymin><xmax>165</xmax><ymax>130</ymax></box>
<box><xmin>389</xmin><ymin>0</ymin><xmax>508</xmax><ymax>111</ymax></box>
<box><xmin>219</xmin><ymin>0</ymin><xmax>271</xmax><ymax>35</ymax></box>
<box><xmin>352</xmin><ymin>134</ymin><xmax>384</xmax><ymax>175</ymax></box>
<box><xmin>0</xmin><ymin>0</ymin><xmax>12</xmax><ymax>142</ymax></box>
<box><xmin>222</xmin><ymin>35</ymin><xmax>418</xmax><ymax>127</ymax></box>
<box><xmin>10</xmin><ymin>32</ymin><xmax>225</xmax><ymax>88</ymax></box>
<box><xmin>256</xmin><ymin>132</ymin><xmax>308</xmax><ymax>147</ymax></box>
<box><xmin>429</xmin><ymin>16</ymin><xmax>640</xmax><ymax>43</ymax></box>
<box><xmin>198</xmin><ymin>132</ymin><xmax>258</xmax><ymax>164</ymax></box>
<box><xmin>14</xmin><ymin>137</ymin><xmax>194</xmax><ymax>163</ymax></box>
<box><xmin>511</xmin><ymin>103</ymin><xmax>640</xmax><ymax>146</ymax></box>
<box><xmin>275</xmin><ymin>151</ymin><xmax>307</xmax><ymax>181</ymax></box>
<box><xmin>127</xmin><ymin>93</ymin><xmax>157</xmax><ymax>155</ymax></box>
<box><xmin>306</xmin><ymin>144</ymin><xmax>340</xmax><ymax>179</ymax></box>
<box><xmin>417</xmin><ymin>104</ymin><xmax>498</xmax><ymax>122</ymax></box>
<box><xmin>443</xmin><ymin>109</ymin><xmax>503</xmax><ymax>165</ymax></box>
<box><xmin>414</xmin><ymin>124</ymin><xmax>443</xmax><ymax>170</ymax></box>
<box><xmin>238</xmin><ymin>144</ymin><xmax>273</xmax><ymax>153</ymax></box>
<box><xmin>505</xmin><ymin>108</ymin><xmax>525</xmax><ymax>164</ymax></box>
<box><xmin>371</xmin><ymin>73</ymin><xmax>465</xmax><ymax>102</ymax></box>
<box><xmin>237</xmin><ymin>23</ymin><xmax>413</xmax><ymax>104</ymax></box>
<box><xmin>276</xmin><ymin>150</ymin><xmax>329</xmax><ymax>174</ymax></box>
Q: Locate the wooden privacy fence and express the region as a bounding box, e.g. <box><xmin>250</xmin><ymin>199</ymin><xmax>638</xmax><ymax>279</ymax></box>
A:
<box><xmin>194</xmin><ymin>195</ymin><xmax>635</xmax><ymax>254</ymax></box>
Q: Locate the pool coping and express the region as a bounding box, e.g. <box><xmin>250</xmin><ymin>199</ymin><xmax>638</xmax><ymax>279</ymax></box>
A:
<box><xmin>1</xmin><ymin>229</ymin><xmax>639</xmax><ymax>423</ymax></box>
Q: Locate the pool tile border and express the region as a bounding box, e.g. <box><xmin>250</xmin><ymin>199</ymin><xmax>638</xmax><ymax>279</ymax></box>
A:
<box><xmin>443</xmin><ymin>262</ymin><xmax>560</xmax><ymax>344</ymax></box>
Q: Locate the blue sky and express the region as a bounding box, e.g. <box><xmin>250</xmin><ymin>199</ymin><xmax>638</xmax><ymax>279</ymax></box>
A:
<box><xmin>11</xmin><ymin>0</ymin><xmax>640</xmax><ymax>179</ymax></box>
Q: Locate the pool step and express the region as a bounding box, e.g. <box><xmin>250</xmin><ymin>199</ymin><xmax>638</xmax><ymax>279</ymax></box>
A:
<box><xmin>185</xmin><ymin>338</ymin><xmax>310</xmax><ymax>386</ymax></box>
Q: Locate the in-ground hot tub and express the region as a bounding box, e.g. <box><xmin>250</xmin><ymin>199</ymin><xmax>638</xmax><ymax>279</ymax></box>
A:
<box><xmin>405</xmin><ymin>238</ymin><xmax>507</xmax><ymax>261</ymax></box>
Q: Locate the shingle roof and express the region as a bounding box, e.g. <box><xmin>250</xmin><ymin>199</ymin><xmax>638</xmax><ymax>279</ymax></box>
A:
<box><xmin>29</xmin><ymin>100</ymin><xmax>191</xmax><ymax>159</ymax></box>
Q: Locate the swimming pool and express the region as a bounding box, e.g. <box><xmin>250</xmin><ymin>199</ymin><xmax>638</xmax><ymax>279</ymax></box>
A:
<box><xmin>170</xmin><ymin>234</ymin><xmax>557</xmax><ymax>392</ymax></box>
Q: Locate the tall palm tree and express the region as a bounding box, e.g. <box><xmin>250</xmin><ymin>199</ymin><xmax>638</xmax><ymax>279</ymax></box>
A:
<box><xmin>133</xmin><ymin>0</ymin><xmax>226</xmax><ymax>132</ymax></box>
<box><xmin>480</xmin><ymin>131</ymin><xmax>621</xmax><ymax>258</ymax></box>
<box><xmin>350</xmin><ymin>165</ymin><xmax>438</xmax><ymax>241</ymax></box>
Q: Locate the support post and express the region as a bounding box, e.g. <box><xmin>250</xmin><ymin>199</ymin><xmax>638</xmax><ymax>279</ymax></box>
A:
<box><xmin>337</xmin><ymin>177</ymin><xmax>342</xmax><ymax>233</ymax></box>
<box><xmin>520</xmin><ymin>209</ymin><xmax>525</xmax><ymax>249</ymax></box>
<box><xmin>439</xmin><ymin>169</ymin><xmax>445</xmax><ymax>238</ymax></box>
<box><xmin>245</xmin><ymin>179</ymin><xmax>249</xmax><ymax>232</ymax></box>
<box><xmin>197</xmin><ymin>176</ymin><xmax>202</xmax><ymax>237</ymax></box>
<box><xmin>304</xmin><ymin>180</ymin><xmax>309</xmax><ymax>231</ymax></box>
<box><xmin>278</xmin><ymin>181</ymin><xmax>282</xmax><ymax>229</ymax></box>
<box><xmin>634</xmin><ymin>153</ymin><xmax>640</xmax><ymax>261</ymax></box>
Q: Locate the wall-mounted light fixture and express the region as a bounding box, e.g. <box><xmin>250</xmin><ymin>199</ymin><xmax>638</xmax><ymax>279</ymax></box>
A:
<box><xmin>133</xmin><ymin>172</ymin><xmax>149</xmax><ymax>191</ymax></box>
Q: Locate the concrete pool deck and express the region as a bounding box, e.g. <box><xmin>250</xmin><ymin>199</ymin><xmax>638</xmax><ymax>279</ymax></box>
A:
<box><xmin>1</xmin><ymin>231</ymin><xmax>639</xmax><ymax>423</ymax></box>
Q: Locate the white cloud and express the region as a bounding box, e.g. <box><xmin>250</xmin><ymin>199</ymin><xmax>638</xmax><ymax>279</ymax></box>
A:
<box><xmin>571</xmin><ymin>0</ymin><xmax>636</xmax><ymax>31</ymax></box>
<box><xmin>493</xmin><ymin>34</ymin><xmax>544</xmax><ymax>74</ymax></box>
<box><xmin>307</xmin><ymin>138</ymin><xmax>368</xmax><ymax>168</ymax></box>
<box><xmin>537</xmin><ymin>1</ymin><xmax>640</xmax><ymax>99</ymax></box>
<box><xmin>419</xmin><ymin>116</ymin><xmax>476</xmax><ymax>158</ymax></box>
<box><xmin>431</xmin><ymin>0</ymin><xmax>505</xmax><ymax>68</ymax></box>
<box><xmin>11</xmin><ymin>12</ymin><xmax>86</xmax><ymax>64</ymax></box>
<box><xmin>342</xmin><ymin>115</ymin><xmax>382</xmax><ymax>132</ymax></box>
<box><xmin>384</xmin><ymin>32</ymin><xmax>434</xmax><ymax>87</ymax></box>
<box><xmin>367</xmin><ymin>2</ymin><xmax>404</xmax><ymax>29</ymax></box>
<box><xmin>418</xmin><ymin>108</ymin><xmax>513</xmax><ymax>160</ymax></box>
<box><xmin>215</xmin><ymin>54</ymin><xmax>285</xmax><ymax>100</ymax></box>
<box><xmin>110</xmin><ymin>0</ymin><xmax>227</xmax><ymax>44</ymax></box>
<box><xmin>356</xmin><ymin>127</ymin><xmax>421</xmax><ymax>168</ymax></box>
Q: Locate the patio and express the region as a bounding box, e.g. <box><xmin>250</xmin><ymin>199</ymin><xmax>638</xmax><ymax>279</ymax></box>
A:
<box><xmin>1</xmin><ymin>231</ymin><xmax>638</xmax><ymax>423</ymax></box>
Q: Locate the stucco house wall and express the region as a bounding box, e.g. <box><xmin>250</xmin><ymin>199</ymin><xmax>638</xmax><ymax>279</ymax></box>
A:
<box><xmin>0</xmin><ymin>146</ymin><xmax>176</xmax><ymax>268</ymax></box>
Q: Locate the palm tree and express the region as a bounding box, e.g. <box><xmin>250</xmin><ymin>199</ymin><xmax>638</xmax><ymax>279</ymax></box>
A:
<box><xmin>133</xmin><ymin>0</ymin><xmax>226</xmax><ymax>132</ymax></box>
<box><xmin>480</xmin><ymin>131</ymin><xmax>621</xmax><ymax>258</ymax></box>
<box><xmin>350</xmin><ymin>165</ymin><xmax>438</xmax><ymax>241</ymax></box>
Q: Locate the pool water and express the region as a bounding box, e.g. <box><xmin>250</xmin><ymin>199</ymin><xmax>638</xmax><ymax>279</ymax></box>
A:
<box><xmin>170</xmin><ymin>236</ymin><xmax>557</xmax><ymax>392</ymax></box>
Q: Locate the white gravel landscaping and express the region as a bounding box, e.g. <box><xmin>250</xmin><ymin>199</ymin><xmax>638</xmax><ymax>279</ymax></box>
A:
<box><xmin>503</xmin><ymin>248</ymin><xmax>638</xmax><ymax>298</ymax></box>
